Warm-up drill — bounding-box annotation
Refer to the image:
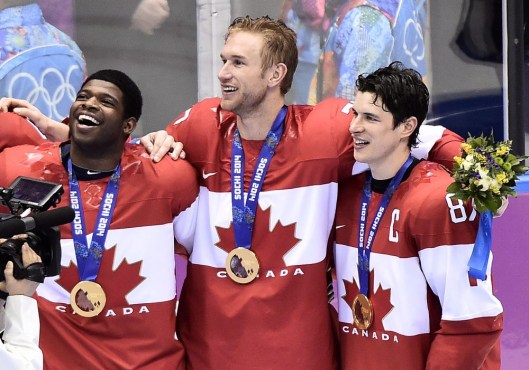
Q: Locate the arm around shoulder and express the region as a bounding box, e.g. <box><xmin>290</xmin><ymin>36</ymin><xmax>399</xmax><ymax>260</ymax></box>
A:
<box><xmin>0</xmin><ymin>113</ymin><xmax>47</xmax><ymax>150</ymax></box>
<box><xmin>0</xmin><ymin>98</ymin><xmax>69</xmax><ymax>143</ymax></box>
<box><xmin>167</xmin><ymin>158</ymin><xmax>199</xmax><ymax>209</ymax></box>
<box><xmin>426</xmin><ymin>126</ymin><xmax>465</xmax><ymax>171</ymax></box>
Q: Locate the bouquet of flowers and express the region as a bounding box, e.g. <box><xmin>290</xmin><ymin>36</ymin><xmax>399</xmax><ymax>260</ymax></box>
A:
<box><xmin>447</xmin><ymin>133</ymin><xmax>528</xmax><ymax>214</ymax></box>
<box><xmin>447</xmin><ymin>133</ymin><xmax>528</xmax><ymax>280</ymax></box>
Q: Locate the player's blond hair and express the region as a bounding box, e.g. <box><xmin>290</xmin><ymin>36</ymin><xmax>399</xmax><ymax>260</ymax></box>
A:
<box><xmin>226</xmin><ymin>16</ymin><xmax>298</xmax><ymax>95</ymax></box>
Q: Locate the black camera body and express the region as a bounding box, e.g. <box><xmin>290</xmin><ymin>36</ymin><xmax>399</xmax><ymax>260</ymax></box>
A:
<box><xmin>0</xmin><ymin>226</ymin><xmax>62</xmax><ymax>282</ymax></box>
<box><xmin>1</xmin><ymin>176</ymin><xmax>63</xmax><ymax>214</ymax></box>
<box><xmin>0</xmin><ymin>176</ymin><xmax>65</xmax><ymax>283</ymax></box>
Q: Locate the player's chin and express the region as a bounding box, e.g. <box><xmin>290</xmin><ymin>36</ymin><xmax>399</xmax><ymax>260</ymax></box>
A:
<box><xmin>353</xmin><ymin>149</ymin><xmax>369</xmax><ymax>163</ymax></box>
<box><xmin>220</xmin><ymin>99</ymin><xmax>236</xmax><ymax>112</ymax></box>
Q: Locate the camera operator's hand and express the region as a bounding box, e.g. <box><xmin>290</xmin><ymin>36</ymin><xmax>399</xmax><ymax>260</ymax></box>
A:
<box><xmin>0</xmin><ymin>277</ymin><xmax>5</xmax><ymax>296</ymax></box>
<box><xmin>0</xmin><ymin>238</ymin><xmax>9</xmax><ymax>295</ymax></box>
<box><xmin>3</xmin><ymin>243</ymin><xmax>41</xmax><ymax>297</ymax></box>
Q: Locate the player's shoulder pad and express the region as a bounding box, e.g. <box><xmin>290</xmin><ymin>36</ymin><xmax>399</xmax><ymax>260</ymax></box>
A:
<box><xmin>123</xmin><ymin>143</ymin><xmax>197</xmax><ymax>182</ymax></box>
<box><xmin>168</xmin><ymin>97</ymin><xmax>223</xmax><ymax>127</ymax></box>
<box><xmin>0</xmin><ymin>111</ymin><xmax>30</xmax><ymax>125</ymax></box>
<box><xmin>315</xmin><ymin>97</ymin><xmax>353</xmax><ymax>113</ymax></box>
<box><xmin>311</xmin><ymin>97</ymin><xmax>355</xmax><ymax>124</ymax></box>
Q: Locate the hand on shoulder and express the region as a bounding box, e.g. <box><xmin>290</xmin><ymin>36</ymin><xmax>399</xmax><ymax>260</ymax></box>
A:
<box><xmin>139</xmin><ymin>130</ymin><xmax>185</xmax><ymax>162</ymax></box>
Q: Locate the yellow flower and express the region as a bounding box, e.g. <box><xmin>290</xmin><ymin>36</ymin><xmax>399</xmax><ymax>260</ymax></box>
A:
<box><xmin>495</xmin><ymin>172</ymin><xmax>507</xmax><ymax>183</ymax></box>
<box><xmin>489</xmin><ymin>180</ymin><xmax>501</xmax><ymax>194</ymax></box>
<box><xmin>462</xmin><ymin>143</ymin><xmax>472</xmax><ymax>154</ymax></box>
<box><xmin>454</xmin><ymin>156</ymin><xmax>463</xmax><ymax>164</ymax></box>
<box><xmin>496</xmin><ymin>145</ymin><xmax>509</xmax><ymax>156</ymax></box>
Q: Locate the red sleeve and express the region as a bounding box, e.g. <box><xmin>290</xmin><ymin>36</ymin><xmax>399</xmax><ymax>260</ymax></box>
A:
<box><xmin>309</xmin><ymin>98</ymin><xmax>356</xmax><ymax>180</ymax></box>
<box><xmin>165</xmin><ymin>111</ymin><xmax>186</xmax><ymax>138</ymax></box>
<box><xmin>165</xmin><ymin>99</ymin><xmax>227</xmax><ymax>164</ymax></box>
<box><xmin>0</xmin><ymin>112</ymin><xmax>47</xmax><ymax>151</ymax></box>
<box><xmin>165</xmin><ymin>100</ymin><xmax>215</xmax><ymax>144</ymax></box>
<box><xmin>427</xmin><ymin>314</ymin><xmax>503</xmax><ymax>370</ymax></box>
<box><xmin>427</xmin><ymin>128</ymin><xmax>464</xmax><ymax>171</ymax></box>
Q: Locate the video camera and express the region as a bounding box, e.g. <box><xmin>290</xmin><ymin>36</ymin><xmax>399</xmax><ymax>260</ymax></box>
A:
<box><xmin>0</xmin><ymin>176</ymin><xmax>74</xmax><ymax>283</ymax></box>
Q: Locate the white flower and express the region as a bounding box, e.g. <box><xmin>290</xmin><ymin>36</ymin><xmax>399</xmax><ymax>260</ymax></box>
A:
<box><xmin>478</xmin><ymin>167</ymin><xmax>490</xmax><ymax>179</ymax></box>
<box><xmin>475</xmin><ymin>176</ymin><xmax>493</xmax><ymax>191</ymax></box>
<box><xmin>461</xmin><ymin>154</ymin><xmax>475</xmax><ymax>170</ymax></box>
<box><xmin>489</xmin><ymin>179</ymin><xmax>501</xmax><ymax>194</ymax></box>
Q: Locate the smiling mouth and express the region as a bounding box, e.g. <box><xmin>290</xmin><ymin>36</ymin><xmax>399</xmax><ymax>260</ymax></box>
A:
<box><xmin>77</xmin><ymin>114</ymin><xmax>101</xmax><ymax>126</ymax></box>
<box><xmin>222</xmin><ymin>86</ymin><xmax>237</xmax><ymax>93</ymax></box>
<box><xmin>354</xmin><ymin>138</ymin><xmax>369</xmax><ymax>146</ymax></box>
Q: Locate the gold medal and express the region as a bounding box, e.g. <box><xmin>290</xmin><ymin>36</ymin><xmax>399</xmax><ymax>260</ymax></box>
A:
<box><xmin>352</xmin><ymin>293</ymin><xmax>373</xmax><ymax>330</ymax></box>
<box><xmin>70</xmin><ymin>281</ymin><xmax>107</xmax><ymax>317</ymax></box>
<box><xmin>225</xmin><ymin>247</ymin><xmax>260</xmax><ymax>284</ymax></box>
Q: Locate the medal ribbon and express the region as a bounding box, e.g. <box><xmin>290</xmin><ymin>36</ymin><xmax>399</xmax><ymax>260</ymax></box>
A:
<box><xmin>357</xmin><ymin>155</ymin><xmax>414</xmax><ymax>296</ymax></box>
<box><xmin>467</xmin><ymin>209</ymin><xmax>493</xmax><ymax>280</ymax></box>
<box><xmin>231</xmin><ymin>106</ymin><xmax>287</xmax><ymax>249</ymax></box>
<box><xmin>68</xmin><ymin>159</ymin><xmax>120</xmax><ymax>281</ymax></box>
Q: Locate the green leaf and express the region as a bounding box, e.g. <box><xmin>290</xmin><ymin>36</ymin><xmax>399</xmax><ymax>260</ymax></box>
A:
<box><xmin>446</xmin><ymin>182</ymin><xmax>462</xmax><ymax>193</ymax></box>
<box><xmin>473</xmin><ymin>196</ymin><xmax>490</xmax><ymax>213</ymax></box>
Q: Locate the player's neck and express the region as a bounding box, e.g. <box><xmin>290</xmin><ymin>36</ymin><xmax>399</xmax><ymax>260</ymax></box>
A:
<box><xmin>70</xmin><ymin>146</ymin><xmax>123</xmax><ymax>172</ymax></box>
<box><xmin>237</xmin><ymin>97</ymin><xmax>285</xmax><ymax>140</ymax></box>
<box><xmin>370</xmin><ymin>149</ymin><xmax>412</xmax><ymax>180</ymax></box>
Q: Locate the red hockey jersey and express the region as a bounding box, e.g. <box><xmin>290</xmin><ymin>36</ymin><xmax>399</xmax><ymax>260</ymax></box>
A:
<box><xmin>166</xmin><ymin>97</ymin><xmax>462</xmax><ymax>369</ymax></box>
<box><xmin>0</xmin><ymin>113</ymin><xmax>199</xmax><ymax>370</ymax></box>
<box><xmin>334</xmin><ymin>161</ymin><xmax>503</xmax><ymax>369</ymax></box>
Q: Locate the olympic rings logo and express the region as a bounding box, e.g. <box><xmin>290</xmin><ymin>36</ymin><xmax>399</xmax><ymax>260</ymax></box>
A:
<box><xmin>402</xmin><ymin>15</ymin><xmax>425</xmax><ymax>68</ymax></box>
<box><xmin>7</xmin><ymin>64</ymin><xmax>81</xmax><ymax>120</ymax></box>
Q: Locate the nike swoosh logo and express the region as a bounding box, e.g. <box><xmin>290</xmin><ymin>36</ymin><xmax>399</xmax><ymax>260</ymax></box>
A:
<box><xmin>86</xmin><ymin>170</ymin><xmax>102</xmax><ymax>175</ymax></box>
<box><xmin>335</xmin><ymin>225</ymin><xmax>346</xmax><ymax>229</ymax></box>
<box><xmin>202</xmin><ymin>170</ymin><xmax>218</xmax><ymax>179</ymax></box>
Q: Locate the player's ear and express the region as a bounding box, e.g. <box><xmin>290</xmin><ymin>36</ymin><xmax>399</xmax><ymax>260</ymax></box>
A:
<box><xmin>123</xmin><ymin>117</ymin><xmax>137</xmax><ymax>135</ymax></box>
<box><xmin>268</xmin><ymin>63</ymin><xmax>287</xmax><ymax>89</ymax></box>
<box><xmin>401</xmin><ymin>117</ymin><xmax>417</xmax><ymax>139</ymax></box>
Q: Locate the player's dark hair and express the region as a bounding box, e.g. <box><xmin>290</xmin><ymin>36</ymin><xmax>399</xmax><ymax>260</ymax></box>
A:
<box><xmin>355</xmin><ymin>61</ymin><xmax>429</xmax><ymax>147</ymax></box>
<box><xmin>82</xmin><ymin>69</ymin><xmax>143</xmax><ymax>121</ymax></box>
